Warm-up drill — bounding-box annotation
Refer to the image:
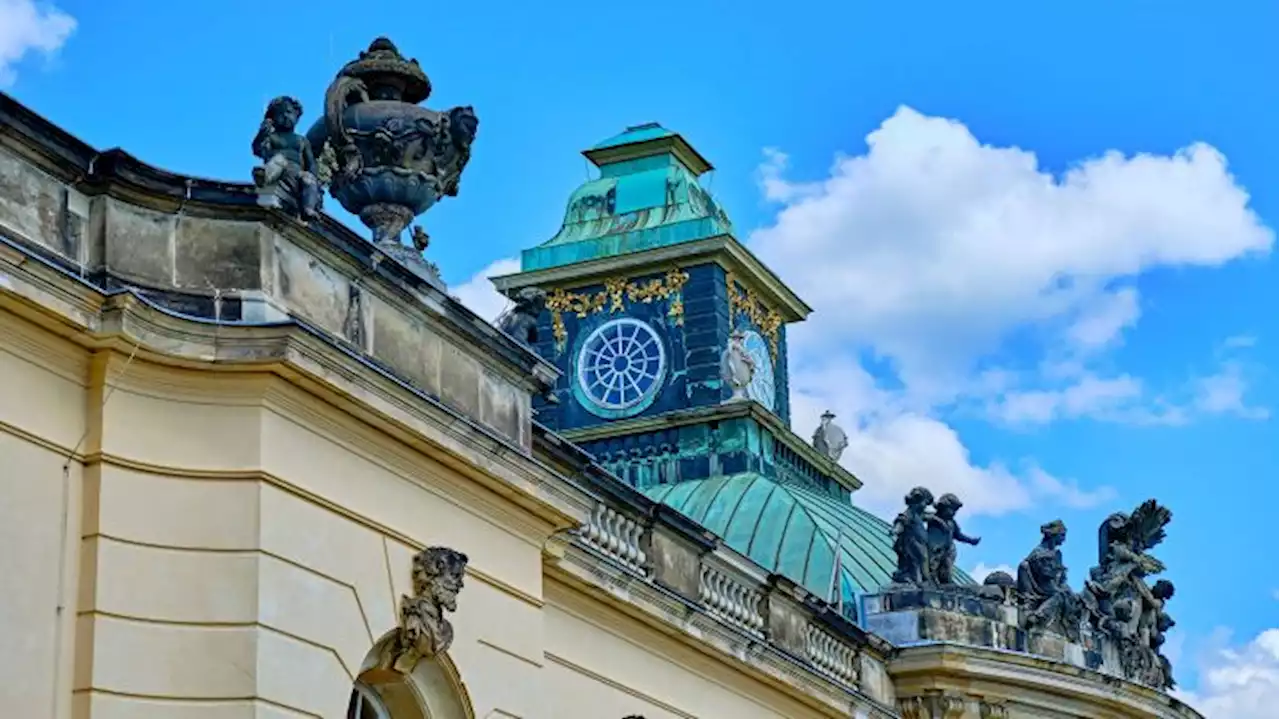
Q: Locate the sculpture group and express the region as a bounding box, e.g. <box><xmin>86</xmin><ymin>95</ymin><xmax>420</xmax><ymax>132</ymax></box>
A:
<box><xmin>886</xmin><ymin>488</ymin><xmax>1178</xmax><ymax>690</ymax></box>
<box><xmin>251</xmin><ymin>37</ymin><xmax>478</xmax><ymax>254</ymax></box>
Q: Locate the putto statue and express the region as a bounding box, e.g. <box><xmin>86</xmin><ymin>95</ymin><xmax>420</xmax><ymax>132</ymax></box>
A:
<box><xmin>1079</xmin><ymin>500</ymin><xmax>1178</xmax><ymax>688</ymax></box>
<box><xmin>1016</xmin><ymin>519</ymin><xmax>1086</xmax><ymax>641</ymax></box>
<box><xmin>496</xmin><ymin>287</ymin><xmax>547</xmax><ymax>348</ymax></box>
<box><xmin>306</xmin><ymin>37</ymin><xmax>479</xmax><ymax>250</ymax></box>
<box><xmin>925</xmin><ymin>493</ymin><xmax>980</xmax><ymax>586</ymax></box>
<box><xmin>720</xmin><ymin>330</ymin><xmax>755</xmax><ymax>403</ymax></box>
<box><xmin>888</xmin><ymin>487</ymin><xmax>980</xmax><ymax>589</ymax></box>
<box><xmin>811</xmin><ymin>410</ymin><xmax>849</xmax><ymax>462</ymax></box>
<box><xmin>251</xmin><ymin>96</ymin><xmax>324</xmax><ymax>220</ymax></box>
<box><xmin>393</xmin><ymin>546</ymin><xmax>468</xmax><ymax>673</ymax></box>
<box><xmin>890</xmin><ymin>486</ymin><xmax>935</xmax><ymax>586</ymax></box>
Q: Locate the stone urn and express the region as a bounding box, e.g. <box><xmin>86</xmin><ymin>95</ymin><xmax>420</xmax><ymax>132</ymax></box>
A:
<box><xmin>306</xmin><ymin>37</ymin><xmax>478</xmax><ymax>256</ymax></box>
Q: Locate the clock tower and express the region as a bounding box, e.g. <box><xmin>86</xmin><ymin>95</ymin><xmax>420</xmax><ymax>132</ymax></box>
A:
<box><xmin>492</xmin><ymin>124</ymin><xmax>909</xmax><ymax>618</ymax></box>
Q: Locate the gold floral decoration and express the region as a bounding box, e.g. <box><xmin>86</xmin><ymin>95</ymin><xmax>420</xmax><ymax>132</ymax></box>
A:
<box><xmin>725</xmin><ymin>271</ymin><xmax>783</xmax><ymax>354</ymax></box>
<box><xmin>546</xmin><ymin>267</ymin><xmax>691</xmax><ymax>351</ymax></box>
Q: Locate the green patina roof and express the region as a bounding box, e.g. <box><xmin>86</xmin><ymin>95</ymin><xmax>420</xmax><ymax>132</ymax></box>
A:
<box><xmin>520</xmin><ymin>124</ymin><xmax>732</xmax><ymax>272</ymax></box>
<box><xmin>644</xmin><ymin>475</ymin><xmax>974</xmax><ymax>611</ymax></box>
<box><xmin>590</xmin><ymin>122</ymin><xmax>677</xmax><ymax>150</ymax></box>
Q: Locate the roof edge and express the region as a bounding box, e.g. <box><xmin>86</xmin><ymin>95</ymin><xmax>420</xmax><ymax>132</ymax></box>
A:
<box><xmin>583</xmin><ymin>134</ymin><xmax>713</xmax><ymax>176</ymax></box>
<box><xmin>492</xmin><ymin>234</ymin><xmax>813</xmax><ymax>323</ymax></box>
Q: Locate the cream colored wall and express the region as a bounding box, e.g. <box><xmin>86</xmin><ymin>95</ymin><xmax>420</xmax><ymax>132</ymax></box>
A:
<box><xmin>541</xmin><ymin>582</ymin><xmax>834</xmax><ymax>719</ymax></box>
<box><xmin>0</xmin><ymin>306</ymin><xmax>865</xmax><ymax>719</ymax></box>
<box><xmin>0</xmin><ymin>316</ymin><xmax>86</xmax><ymax>719</ymax></box>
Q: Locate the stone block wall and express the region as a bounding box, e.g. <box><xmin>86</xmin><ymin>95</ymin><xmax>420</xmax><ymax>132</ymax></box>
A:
<box><xmin>0</xmin><ymin>140</ymin><xmax>542</xmax><ymax>451</ymax></box>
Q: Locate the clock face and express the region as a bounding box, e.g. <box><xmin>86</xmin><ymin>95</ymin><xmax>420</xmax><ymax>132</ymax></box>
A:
<box><xmin>742</xmin><ymin>330</ymin><xmax>775</xmax><ymax>410</ymax></box>
<box><xmin>576</xmin><ymin>318</ymin><xmax>667</xmax><ymax>417</ymax></box>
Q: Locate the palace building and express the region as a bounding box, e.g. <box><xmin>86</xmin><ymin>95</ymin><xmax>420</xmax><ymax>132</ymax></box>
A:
<box><xmin>0</xmin><ymin>38</ymin><xmax>1200</xmax><ymax>719</ymax></box>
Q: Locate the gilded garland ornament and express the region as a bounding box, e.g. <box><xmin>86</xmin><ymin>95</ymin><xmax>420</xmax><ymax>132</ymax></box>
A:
<box><xmin>725</xmin><ymin>272</ymin><xmax>783</xmax><ymax>354</ymax></box>
<box><xmin>546</xmin><ymin>268</ymin><xmax>690</xmax><ymax>351</ymax></box>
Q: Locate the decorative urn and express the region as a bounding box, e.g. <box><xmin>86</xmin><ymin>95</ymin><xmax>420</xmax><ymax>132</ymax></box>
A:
<box><xmin>306</xmin><ymin>37</ymin><xmax>478</xmax><ymax>258</ymax></box>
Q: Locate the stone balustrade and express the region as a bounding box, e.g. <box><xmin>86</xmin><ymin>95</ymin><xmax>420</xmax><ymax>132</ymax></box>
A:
<box><xmin>578</xmin><ymin>501</ymin><xmax>649</xmax><ymax>575</ymax></box>
<box><xmin>806</xmin><ymin>622</ymin><xmax>860</xmax><ymax>685</ymax></box>
<box><xmin>698</xmin><ymin>558</ymin><xmax>767</xmax><ymax>634</ymax></box>
<box><xmin>554</xmin><ymin>469</ymin><xmax>891</xmax><ymax>710</ymax></box>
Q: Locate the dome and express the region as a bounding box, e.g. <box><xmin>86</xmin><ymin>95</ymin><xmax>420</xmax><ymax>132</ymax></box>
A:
<box><xmin>643</xmin><ymin>475</ymin><xmax>974</xmax><ymax>619</ymax></box>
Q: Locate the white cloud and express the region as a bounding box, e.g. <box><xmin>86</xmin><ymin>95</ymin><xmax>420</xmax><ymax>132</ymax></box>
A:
<box><xmin>748</xmin><ymin>106</ymin><xmax>1272</xmax><ymax>515</ymax></box>
<box><xmin>1193</xmin><ymin>361</ymin><xmax>1270</xmax><ymax>420</ymax></box>
<box><xmin>969</xmin><ymin>563</ymin><xmax>1015</xmax><ymax>583</ymax></box>
<box><xmin>751</xmin><ymin>106</ymin><xmax>1273</xmax><ymax>403</ymax></box>
<box><xmin>451</xmin><ymin>257</ymin><xmax>519</xmax><ymax>323</ymax></box>
<box><xmin>0</xmin><ymin>0</ymin><xmax>75</xmax><ymax>86</ymax></box>
<box><xmin>1176</xmin><ymin>626</ymin><xmax>1280</xmax><ymax>719</ymax></box>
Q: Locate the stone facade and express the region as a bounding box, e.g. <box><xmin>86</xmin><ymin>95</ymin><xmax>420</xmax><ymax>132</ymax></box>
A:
<box><xmin>0</xmin><ymin>82</ymin><xmax>1202</xmax><ymax>719</ymax></box>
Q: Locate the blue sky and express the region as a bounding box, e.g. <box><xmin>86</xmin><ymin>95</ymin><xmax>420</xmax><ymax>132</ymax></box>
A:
<box><xmin>6</xmin><ymin>0</ymin><xmax>1276</xmax><ymax>714</ymax></box>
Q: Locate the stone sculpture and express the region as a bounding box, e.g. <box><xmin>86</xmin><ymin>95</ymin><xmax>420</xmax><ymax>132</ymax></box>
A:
<box><xmin>1079</xmin><ymin>500</ymin><xmax>1177</xmax><ymax>689</ymax></box>
<box><xmin>252</xmin><ymin>96</ymin><xmax>324</xmax><ymax>220</ymax></box>
<box><xmin>925</xmin><ymin>493</ymin><xmax>980</xmax><ymax>586</ymax></box>
<box><xmin>720</xmin><ymin>330</ymin><xmax>755</xmax><ymax>403</ymax></box>
<box><xmin>496</xmin><ymin>287</ymin><xmax>547</xmax><ymax>348</ymax></box>
<box><xmin>308</xmin><ymin>37</ymin><xmax>479</xmax><ymax>249</ymax></box>
<box><xmin>887</xmin><ymin>487</ymin><xmax>984</xmax><ymax>589</ymax></box>
<box><xmin>1016</xmin><ymin>519</ymin><xmax>1085</xmax><ymax>641</ymax></box>
<box><xmin>890</xmin><ymin>486</ymin><xmax>935</xmax><ymax>586</ymax></box>
<box><xmin>811</xmin><ymin>410</ymin><xmax>849</xmax><ymax>462</ymax></box>
<box><xmin>392</xmin><ymin>546</ymin><xmax>468</xmax><ymax>673</ymax></box>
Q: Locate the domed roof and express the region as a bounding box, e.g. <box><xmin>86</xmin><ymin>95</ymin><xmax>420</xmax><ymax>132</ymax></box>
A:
<box><xmin>520</xmin><ymin>124</ymin><xmax>733</xmax><ymax>272</ymax></box>
<box><xmin>643</xmin><ymin>475</ymin><xmax>974</xmax><ymax>617</ymax></box>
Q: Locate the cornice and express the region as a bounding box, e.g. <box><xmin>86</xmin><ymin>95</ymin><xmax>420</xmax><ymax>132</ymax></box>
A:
<box><xmin>545</xmin><ymin>545</ymin><xmax>898</xmax><ymax>719</ymax></box>
<box><xmin>0</xmin><ymin>91</ymin><xmax>558</xmax><ymax>393</ymax></box>
<box><xmin>491</xmin><ymin>234</ymin><xmax>812</xmax><ymax>323</ymax></box>
<box><xmin>0</xmin><ymin>245</ymin><xmax>602</xmax><ymax>544</ymax></box>
<box><xmin>560</xmin><ymin>400</ymin><xmax>863</xmax><ymax>491</ymax></box>
<box><xmin>890</xmin><ymin>644</ymin><xmax>1201</xmax><ymax>719</ymax></box>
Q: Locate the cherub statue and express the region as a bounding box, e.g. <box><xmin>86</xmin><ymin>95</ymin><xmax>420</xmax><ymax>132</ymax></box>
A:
<box><xmin>1142</xmin><ymin>579</ymin><xmax>1177</xmax><ymax>689</ymax></box>
<box><xmin>925</xmin><ymin>493</ymin><xmax>980</xmax><ymax>586</ymax></box>
<box><xmin>720</xmin><ymin>330</ymin><xmax>755</xmax><ymax>403</ymax></box>
<box><xmin>496</xmin><ymin>287</ymin><xmax>547</xmax><ymax>348</ymax></box>
<box><xmin>393</xmin><ymin>546</ymin><xmax>468</xmax><ymax>673</ymax></box>
<box><xmin>252</xmin><ymin>96</ymin><xmax>323</xmax><ymax>220</ymax></box>
<box><xmin>1016</xmin><ymin>519</ymin><xmax>1085</xmax><ymax>640</ymax></box>
<box><xmin>890</xmin><ymin>486</ymin><xmax>935</xmax><ymax>586</ymax></box>
<box><xmin>812</xmin><ymin>410</ymin><xmax>849</xmax><ymax>462</ymax></box>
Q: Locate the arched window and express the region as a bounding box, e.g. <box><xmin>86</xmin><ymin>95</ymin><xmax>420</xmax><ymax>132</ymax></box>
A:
<box><xmin>347</xmin><ymin>682</ymin><xmax>391</xmax><ymax>719</ymax></box>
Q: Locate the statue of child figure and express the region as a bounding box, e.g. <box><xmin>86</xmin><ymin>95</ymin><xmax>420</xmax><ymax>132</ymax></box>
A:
<box><xmin>926</xmin><ymin>493</ymin><xmax>980</xmax><ymax>585</ymax></box>
<box><xmin>252</xmin><ymin>96</ymin><xmax>323</xmax><ymax>220</ymax></box>
<box><xmin>890</xmin><ymin>486</ymin><xmax>935</xmax><ymax>586</ymax></box>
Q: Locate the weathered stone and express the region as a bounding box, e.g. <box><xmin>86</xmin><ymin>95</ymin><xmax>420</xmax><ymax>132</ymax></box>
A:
<box><xmin>103</xmin><ymin>199</ymin><xmax>175</xmax><ymax>287</ymax></box>
<box><xmin>647</xmin><ymin>529</ymin><xmax>702</xmax><ymax>600</ymax></box>
<box><xmin>762</xmin><ymin>578</ymin><xmax>810</xmax><ymax>659</ymax></box>
<box><xmin>370</xmin><ymin>296</ymin><xmax>442</xmax><ymax>397</ymax></box>
<box><xmin>0</xmin><ymin>145</ymin><xmax>63</xmax><ymax>253</ymax></box>
<box><xmin>175</xmin><ymin>217</ymin><xmax>262</xmax><ymax>290</ymax></box>
<box><xmin>479</xmin><ymin>370</ymin><xmax>519</xmax><ymax>440</ymax></box>
<box><xmin>439</xmin><ymin>344</ymin><xmax>480</xmax><ymax>418</ymax></box>
<box><xmin>273</xmin><ymin>235</ymin><xmax>351</xmax><ymax>335</ymax></box>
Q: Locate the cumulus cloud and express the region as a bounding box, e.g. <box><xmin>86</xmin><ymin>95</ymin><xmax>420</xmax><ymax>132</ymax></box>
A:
<box><xmin>1176</xmin><ymin>626</ymin><xmax>1280</xmax><ymax>719</ymax></box>
<box><xmin>0</xmin><ymin>0</ymin><xmax>75</xmax><ymax>86</ymax></box>
<box><xmin>749</xmin><ymin>106</ymin><xmax>1272</xmax><ymax>515</ymax></box>
<box><xmin>751</xmin><ymin>106</ymin><xmax>1273</xmax><ymax>401</ymax></box>
<box><xmin>451</xmin><ymin>257</ymin><xmax>520</xmax><ymax>322</ymax></box>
